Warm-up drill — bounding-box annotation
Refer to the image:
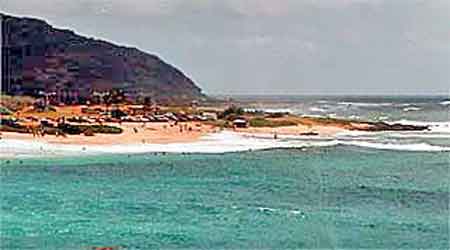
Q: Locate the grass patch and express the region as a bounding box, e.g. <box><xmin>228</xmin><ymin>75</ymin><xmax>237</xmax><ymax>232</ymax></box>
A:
<box><xmin>0</xmin><ymin>95</ymin><xmax>35</xmax><ymax>112</ymax></box>
<box><xmin>249</xmin><ymin>117</ymin><xmax>297</xmax><ymax>128</ymax></box>
<box><xmin>0</xmin><ymin>122</ymin><xmax>123</xmax><ymax>135</ymax></box>
<box><xmin>204</xmin><ymin>120</ymin><xmax>233</xmax><ymax>128</ymax></box>
<box><xmin>58</xmin><ymin>124</ymin><xmax>123</xmax><ymax>135</ymax></box>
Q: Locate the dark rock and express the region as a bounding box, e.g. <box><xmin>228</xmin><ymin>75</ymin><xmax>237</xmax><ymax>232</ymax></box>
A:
<box><xmin>360</xmin><ymin>122</ymin><xmax>429</xmax><ymax>132</ymax></box>
<box><xmin>300</xmin><ymin>131</ymin><xmax>319</xmax><ymax>136</ymax></box>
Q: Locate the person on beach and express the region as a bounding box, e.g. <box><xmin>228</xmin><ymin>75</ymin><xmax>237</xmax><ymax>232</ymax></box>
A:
<box><xmin>34</xmin><ymin>126</ymin><xmax>41</xmax><ymax>137</ymax></box>
<box><xmin>28</xmin><ymin>125</ymin><xmax>36</xmax><ymax>137</ymax></box>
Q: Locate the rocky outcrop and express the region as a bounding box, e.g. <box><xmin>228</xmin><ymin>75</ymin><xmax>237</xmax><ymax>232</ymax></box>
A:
<box><xmin>1</xmin><ymin>13</ymin><xmax>205</xmax><ymax>104</ymax></box>
<box><xmin>299</xmin><ymin>116</ymin><xmax>429</xmax><ymax>131</ymax></box>
<box><xmin>355</xmin><ymin>122</ymin><xmax>429</xmax><ymax>132</ymax></box>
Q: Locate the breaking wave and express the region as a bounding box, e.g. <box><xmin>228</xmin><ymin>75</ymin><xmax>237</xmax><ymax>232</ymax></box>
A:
<box><xmin>336</xmin><ymin>141</ymin><xmax>449</xmax><ymax>152</ymax></box>
<box><xmin>309</xmin><ymin>107</ymin><xmax>327</xmax><ymax>113</ymax></box>
<box><xmin>389</xmin><ymin>120</ymin><xmax>450</xmax><ymax>133</ymax></box>
<box><xmin>402</xmin><ymin>106</ymin><xmax>422</xmax><ymax>112</ymax></box>
<box><xmin>244</xmin><ymin>108</ymin><xmax>293</xmax><ymax>114</ymax></box>
<box><xmin>440</xmin><ymin>100</ymin><xmax>450</xmax><ymax>106</ymax></box>
<box><xmin>2</xmin><ymin>131</ymin><xmax>449</xmax><ymax>159</ymax></box>
<box><xmin>338</xmin><ymin>102</ymin><xmax>394</xmax><ymax>107</ymax></box>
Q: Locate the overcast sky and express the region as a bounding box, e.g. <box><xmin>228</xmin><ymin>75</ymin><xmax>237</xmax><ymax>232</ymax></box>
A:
<box><xmin>1</xmin><ymin>0</ymin><xmax>449</xmax><ymax>95</ymax></box>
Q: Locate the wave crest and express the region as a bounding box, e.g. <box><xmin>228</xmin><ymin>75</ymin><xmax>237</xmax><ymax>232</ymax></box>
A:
<box><xmin>389</xmin><ymin>120</ymin><xmax>450</xmax><ymax>133</ymax></box>
<box><xmin>2</xmin><ymin>131</ymin><xmax>449</xmax><ymax>158</ymax></box>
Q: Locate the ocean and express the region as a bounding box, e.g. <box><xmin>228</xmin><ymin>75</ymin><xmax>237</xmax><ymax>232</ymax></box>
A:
<box><xmin>233</xmin><ymin>95</ymin><xmax>450</xmax><ymax>123</ymax></box>
<box><xmin>1</xmin><ymin>96</ymin><xmax>449</xmax><ymax>249</ymax></box>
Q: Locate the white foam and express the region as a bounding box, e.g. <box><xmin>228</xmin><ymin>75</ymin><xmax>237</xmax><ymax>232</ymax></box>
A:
<box><xmin>377</xmin><ymin>116</ymin><xmax>390</xmax><ymax>121</ymax></box>
<box><xmin>338</xmin><ymin>141</ymin><xmax>450</xmax><ymax>152</ymax></box>
<box><xmin>348</xmin><ymin>115</ymin><xmax>361</xmax><ymax>120</ymax></box>
<box><xmin>389</xmin><ymin>120</ymin><xmax>450</xmax><ymax>133</ymax></box>
<box><xmin>338</xmin><ymin>102</ymin><xmax>393</xmax><ymax>107</ymax></box>
<box><xmin>402</xmin><ymin>106</ymin><xmax>421</xmax><ymax>112</ymax></box>
<box><xmin>385</xmin><ymin>132</ymin><xmax>450</xmax><ymax>139</ymax></box>
<box><xmin>336</xmin><ymin>130</ymin><xmax>450</xmax><ymax>139</ymax></box>
<box><xmin>2</xmin><ymin>130</ymin><xmax>449</xmax><ymax>158</ymax></box>
<box><xmin>240</xmin><ymin>132</ymin><xmax>334</xmax><ymax>141</ymax></box>
<box><xmin>309</xmin><ymin>107</ymin><xmax>327</xmax><ymax>113</ymax></box>
<box><xmin>0</xmin><ymin>132</ymin><xmax>273</xmax><ymax>157</ymax></box>
<box><xmin>257</xmin><ymin>207</ymin><xmax>277</xmax><ymax>213</ymax></box>
<box><xmin>440</xmin><ymin>100</ymin><xmax>450</xmax><ymax>106</ymax></box>
<box><xmin>244</xmin><ymin>108</ymin><xmax>292</xmax><ymax>114</ymax></box>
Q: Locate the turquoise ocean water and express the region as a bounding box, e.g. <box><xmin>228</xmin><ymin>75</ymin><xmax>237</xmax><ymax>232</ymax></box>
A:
<box><xmin>1</xmin><ymin>148</ymin><xmax>448</xmax><ymax>249</ymax></box>
<box><xmin>1</xmin><ymin>96</ymin><xmax>449</xmax><ymax>249</ymax></box>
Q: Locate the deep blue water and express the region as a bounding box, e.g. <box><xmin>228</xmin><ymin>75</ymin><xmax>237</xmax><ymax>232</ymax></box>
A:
<box><xmin>1</xmin><ymin>147</ymin><xmax>449</xmax><ymax>249</ymax></box>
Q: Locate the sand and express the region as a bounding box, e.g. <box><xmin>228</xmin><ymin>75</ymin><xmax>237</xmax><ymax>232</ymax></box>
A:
<box><xmin>3</xmin><ymin>121</ymin><xmax>447</xmax><ymax>158</ymax></box>
<box><xmin>1</xmin><ymin>121</ymin><xmax>348</xmax><ymax>147</ymax></box>
<box><xmin>235</xmin><ymin>124</ymin><xmax>346</xmax><ymax>137</ymax></box>
<box><xmin>1</xmin><ymin>122</ymin><xmax>218</xmax><ymax>145</ymax></box>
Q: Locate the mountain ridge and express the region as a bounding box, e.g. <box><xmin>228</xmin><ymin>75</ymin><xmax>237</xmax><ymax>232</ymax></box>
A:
<box><xmin>1</xmin><ymin>13</ymin><xmax>205</xmax><ymax>104</ymax></box>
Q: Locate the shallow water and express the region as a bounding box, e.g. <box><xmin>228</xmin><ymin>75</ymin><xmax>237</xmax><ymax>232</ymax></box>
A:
<box><xmin>1</xmin><ymin>147</ymin><xmax>448</xmax><ymax>249</ymax></box>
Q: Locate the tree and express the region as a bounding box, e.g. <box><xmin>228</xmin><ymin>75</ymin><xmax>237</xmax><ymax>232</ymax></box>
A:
<box><xmin>219</xmin><ymin>105</ymin><xmax>244</xmax><ymax>119</ymax></box>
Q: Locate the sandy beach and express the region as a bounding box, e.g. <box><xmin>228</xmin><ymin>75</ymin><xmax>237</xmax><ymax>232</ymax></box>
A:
<box><xmin>0</xmin><ymin>121</ymin><xmax>349</xmax><ymax>146</ymax></box>
<box><xmin>1</xmin><ymin>122</ymin><xmax>217</xmax><ymax>145</ymax></box>
<box><xmin>2</xmin><ymin>116</ymin><xmax>449</xmax><ymax>159</ymax></box>
<box><xmin>234</xmin><ymin>124</ymin><xmax>346</xmax><ymax>137</ymax></box>
<box><xmin>1</xmin><ymin>104</ymin><xmax>441</xmax><ymax>158</ymax></box>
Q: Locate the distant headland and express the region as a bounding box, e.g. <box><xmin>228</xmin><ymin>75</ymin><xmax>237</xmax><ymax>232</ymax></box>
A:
<box><xmin>1</xmin><ymin>13</ymin><xmax>205</xmax><ymax>105</ymax></box>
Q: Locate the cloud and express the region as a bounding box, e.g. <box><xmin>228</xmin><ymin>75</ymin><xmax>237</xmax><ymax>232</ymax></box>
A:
<box><xmin>102</xmin><ymin>0</ymin><xmax>185</xmax><ymax>16</ymax></box>
<box><xmin>0</xmin><ymin>0</ymin><xmax>392</xmax><ymax>18</ymax></box>
<box><xmin>0</xmin><ymin>0</ymin><xmax>186</xmax><ymax>17</ymax></box>
<box><xmin>224</xmin><ymin>0</ymin><xmax>294</xmax><ymax>17</ymax></box>
<box><xmin>1</xmin><ymin>0</ymin><xmax>448</xmax><ymax>94</ymax></box>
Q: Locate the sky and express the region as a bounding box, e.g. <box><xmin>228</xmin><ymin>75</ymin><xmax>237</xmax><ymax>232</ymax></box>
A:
<box><xmin>1</xmin><ymin>0</ymin><xmax>449</xmax><ymax>95</ymax></box>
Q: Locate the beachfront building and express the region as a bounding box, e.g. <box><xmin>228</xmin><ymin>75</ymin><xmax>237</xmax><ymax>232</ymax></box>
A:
<box><xmin>202</xmin><ymin>112</ymin><xmax>218</xmax><ymax>121</ymax></box>
<box><xmin>233</xmin><ymin>118</ymin><xmax>248</xmax><ymax>128</ymax></box>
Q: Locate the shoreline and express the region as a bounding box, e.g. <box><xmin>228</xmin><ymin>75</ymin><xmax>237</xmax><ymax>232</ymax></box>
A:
<box><xmin>0</xmin><ymin>120</ymin><xmax>350</xmax><ymax>146</ymax></box>
<box><xmin>2</xmin><ymin>129</ymin><xmax>450</xmax><ymax>159</ymax></box>
<box><xmin>2</xmin><ymin>113</ymin><xmax>449</xmax><ymax>158</ymax></box>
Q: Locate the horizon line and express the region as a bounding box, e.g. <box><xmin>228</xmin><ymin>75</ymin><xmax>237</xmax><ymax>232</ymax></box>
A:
<box><xmin>208</xmin><ymin>93</ymin><xmax>449</xmax><ymax>97</ymax></box>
